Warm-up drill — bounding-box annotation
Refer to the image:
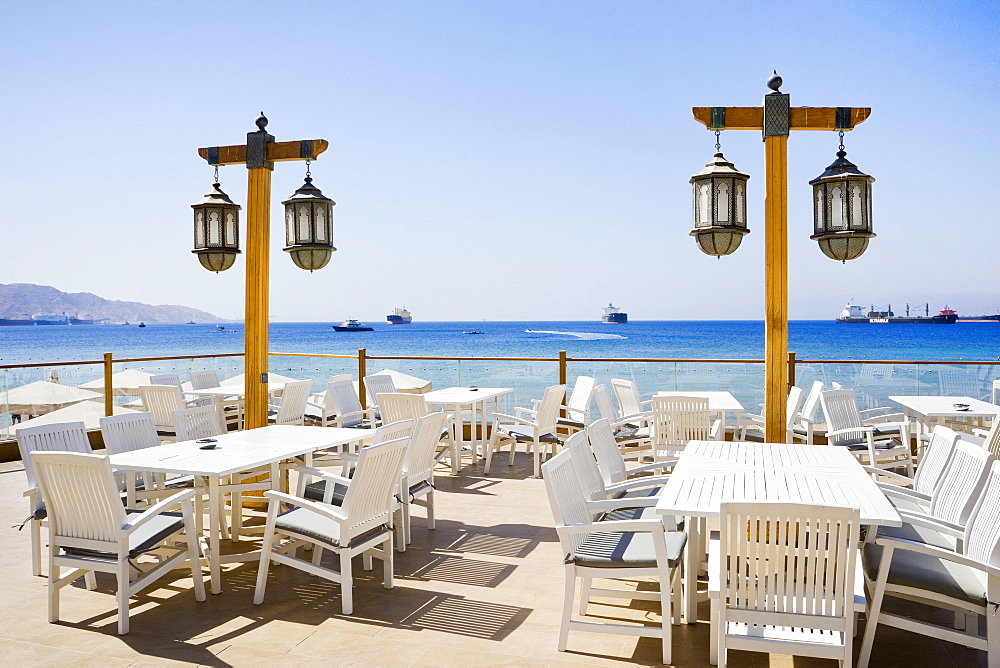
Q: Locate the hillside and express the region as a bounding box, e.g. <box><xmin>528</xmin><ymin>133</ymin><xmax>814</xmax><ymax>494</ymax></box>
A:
<box><xmin>0</xmin><ymin>283</ymin><xmax>226</xmax><ymax>324</ymax></box>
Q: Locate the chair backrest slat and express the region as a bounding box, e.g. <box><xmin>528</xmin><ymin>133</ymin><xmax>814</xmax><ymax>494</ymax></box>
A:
<box><xmin>328</xmin><ymin>379</ymin><xmax>365</xmax><ymax>426</ymax></box>
<box><xmin>535</xmin><ymin>385</ymin><xmax>567</xmax><ymax>432</ymax></box>
<box><xmin>564</xmin><ymin>431</ymin><xmax>606</xmax><ymax>503</ymax></box>
<box><xmin>99</xmin><ymin>412</ymin><xmax>160</xmax><ymax>455</ymax></box>
<box><xmin>819</xmin><ymin>389</ymin><xmax>866</xmax><ymax>445</ymax></box>
<box><xmin>138</xmin><ymin>385</ymin><xmax>187</xmax><ymax>430</ymax></box>
<box><xmin>378</xmin><ymin>393</ymin><xmax>429</xmax><ymax>425</ymax></box>
<box><xmin>542</xmin><ymin>449</ymin><xmax>592</xmax><ymax>553</ymax></box>
<box><xmin>652</xmin><ymin>395</ymin><xmax>711</xmax><ymax>455</ymax></box>
<box><xmin>372</xmin><ymin>419</ymin><xmax>415</xmax><ymax>444</ymax></box>
<box><xmin>611</xmin><ymin>379</ymin><xmax>644</xmax><ymax>417</ymax></box>
<box><xmin>565</xmin><ymin>376</ymin><xmax>596</xmax><ymax>423</ymax></box>
<box><xmin>172</xmin><ymin>406</ymin><xmax>224</xmax><ymax>441</ymax></box>
<box><xmin>189</xmin><ymin>370</ymin><xmax>221</xmax><ymax>391</ymax></box>
<box><xmin>363</xmin><ymin>374</ymin><xmax>397</xmax><ymax>408</ymax></box>
<box><xmin>150</xmin><ymin>373</ymin><xmax>184</xmax><ymax>391</ymax></box>
<box><xmin>272</xmin><ymin>379</ymin><xmax>313</xmax><ymax>425</ymax></box>
<box><xmin>964</xmin><ymin>461</ymin><xmax>1000</xmax><ymax>567</ymax></box>
<box><xmin>799</xmin><ymin>380</ymin><xmax>824</xmax><ymax>423</ymax></box>
<box><xmin>32</xmin><ymin>451</ymin><xmax>126</xmax><ymax>544</ymax></box>
<box><xmin>403</xmin><ymin>412</ymin><xmax>449</xmax><ymax>485</ymax></box>
<box><xmin>340</xmin><ymin>437</ymin><xmax>409</xmax><ymax>537</ymax></box>
<box><xmin>930</xmin><ymin>439</ymin><xmax>994</xmax><ymax>525</ymax></box>
<box><xmin>16</xmin><ymin>421</ymin><xmax>92</xmax><ymax>490</ymax></box>
<box><xmin>914</xmin><ymin>426</ymin><xmax>960</xmax><ymax>496</ymax></box>
<box><xmin>586</xmin><ymin>418</ymin><xmax>629</xmax><ymax>486</ymax></box>
<box><xmin>593</xmin><ymin>384</ymin><xmax>618</xmax><ymax>422</ymax></box>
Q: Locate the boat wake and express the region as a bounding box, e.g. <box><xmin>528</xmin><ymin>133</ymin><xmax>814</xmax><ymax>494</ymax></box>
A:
<box><xmin>525</xmin><ymin>329</ymin><xmax>626</xmax><ymax>340</ymax></box>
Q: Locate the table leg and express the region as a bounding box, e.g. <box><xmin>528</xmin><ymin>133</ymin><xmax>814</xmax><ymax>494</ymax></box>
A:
<box><xmin>450</xmin><ymin>403</ymin><xmax>461</xmax><ymax>474</ymax></box>
<box><xmin>684</xmin><ymin>514</ymin><xmax>699</xmax><ymax>623</ymax></box>
<box><xmin>208</xmin><ymin>476</ymin><xmax>221</xmax><ymax>594</ymax></box>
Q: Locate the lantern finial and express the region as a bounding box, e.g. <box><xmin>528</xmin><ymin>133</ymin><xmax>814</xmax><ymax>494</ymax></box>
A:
<box><xmin>766</xmin><ymin>70</ymin><xmax>782</xmax><ymax>93</ymax></box>
<box><xmin>255</xmin><ymin>112</ymin><xmax>268</xmax><ymax>131</ymax></box>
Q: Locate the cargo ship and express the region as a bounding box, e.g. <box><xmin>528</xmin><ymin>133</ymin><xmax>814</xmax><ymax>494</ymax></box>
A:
<box><xmin>0</xmin><ymin>314</ymin><xmax>34</xmax><ymax>326</ymax></box>
<box><xmin>386</xmin><ymin>306</ymin><xmax>412</xmax><ymax>325</ymax></box>
<box><xmin>32</xmin><ymin>314</ymin><xmax>69</xmax><ymax>325</ymax></box>
<box><xmin>836</xmin><ymin>302</ymin><xmax>958</xmax><ymax>324</ymax></box>
<box><xmin>602</xmin><ymin>304</ymin><xmax>628</xmax><ymax>324</ymax></box>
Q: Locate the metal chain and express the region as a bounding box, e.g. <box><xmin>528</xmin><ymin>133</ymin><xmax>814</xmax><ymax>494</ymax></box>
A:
<box><xmin>305</xmin><ymin>160</ymin><xmax>311</xmax><ymax>178</ymax></box>
<box><xmin>213</xmin><ymin>165</ymin><xmax>220</xmax><ymax>183</ymax></box>
<box><xmin>838</xmin><ymin>131</ymin><xmax>845</xmax><ymax>152</ymax></box>
<box><xmin>715</xmin><ymin>131</ymin><xmax>721</xmax><ymax>152</ymax></box>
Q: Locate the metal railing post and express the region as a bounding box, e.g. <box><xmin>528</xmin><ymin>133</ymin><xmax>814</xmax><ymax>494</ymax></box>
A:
<box><xmin>103</xmin><ymin>353</ymin><xmax>114</xmax><ymax>417</ymax></box>
<box><xmin>787</xmin><ymin>351</ymin><xmax>796</xmax><ymax>391</ymax></box>
<box><xmin>358</xmin><ymin>348</ymin><xmax>367</xmax><ymax>407</ymax></box>
<box><xmin>559</xmin><ymin>351</ymin><xmax>567</xmax><ymax>386</ymax></box>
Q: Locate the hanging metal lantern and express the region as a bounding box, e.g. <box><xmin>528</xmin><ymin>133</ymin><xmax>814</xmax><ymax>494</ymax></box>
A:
<box><xmin>689</xmin><ymin>137</ymin><xmax>750</xmax><ymax>257</ymax></box>
<box><xmin>809</xmin><ymin>133</ymin><xmax>875</xmax><ymax>262</ymax></box>
<box><xmin>282</xmin><ymin>163</ymin><xmax>336</xmax><ymax>271</ymax></box>
<box><xmin>191</xmin><ymin>171</ymin><xmax>241</xmax><ymax>273</ymax></box>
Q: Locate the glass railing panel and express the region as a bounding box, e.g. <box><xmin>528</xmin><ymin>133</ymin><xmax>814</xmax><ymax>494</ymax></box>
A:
<box><xmin>269</xmin><ymin>354</ymin><xmax>355</xmax><ymax>395</ymax></box>
<box><xmin>0</xmin><ymin>362</ymin><xmax>106</xmax><ymax>440</ymax></box>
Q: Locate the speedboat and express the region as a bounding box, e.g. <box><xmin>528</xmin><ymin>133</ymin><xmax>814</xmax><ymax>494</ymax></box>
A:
<box><xmin>333</xmin><ymin>319</ymin><xmax>374</xmax><ymax>332</ymax></box>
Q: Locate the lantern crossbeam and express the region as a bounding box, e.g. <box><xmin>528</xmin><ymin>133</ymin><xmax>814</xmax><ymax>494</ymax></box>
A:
<box><xmin>197</xmin><ymin>139</ymin><xmax>329</xmax><ymax>166</ymax></box>
<box><xmin>693</xmin><ymin>107</ymin><xmax>870</xmax><ymax>131</ymax></box>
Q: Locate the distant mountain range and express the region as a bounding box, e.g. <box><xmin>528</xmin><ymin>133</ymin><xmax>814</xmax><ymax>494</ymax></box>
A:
<box><xmin>0</xmin><ymin>283</ymin><xmax>226</xmax><ymax>324</ymax></box>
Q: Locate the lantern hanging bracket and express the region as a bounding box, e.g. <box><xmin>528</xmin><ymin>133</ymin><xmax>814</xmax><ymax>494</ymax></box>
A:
<box><xmin>709</xmin><ymin>107</ymin><xmax>726</xmax><ymax>131</ymax></box>
<box><xmin>835</xmin><ymin>107</ymin><xmax>854</xmax><ymax>132</ymax></box>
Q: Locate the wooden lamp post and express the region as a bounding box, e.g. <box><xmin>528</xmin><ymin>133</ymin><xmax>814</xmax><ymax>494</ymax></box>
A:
<box><xmin>691</xmin><ymin>74</ymin><xmax>870</xmax><ymax>442</ymax></box>
<box><xmin>197</xmin><ymin>115</ymin><xmax>329</xmax><ymax>429</ymax></box>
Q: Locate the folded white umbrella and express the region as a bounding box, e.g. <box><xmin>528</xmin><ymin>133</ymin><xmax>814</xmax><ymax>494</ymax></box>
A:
<box><xmin>221</xmin><ymin>372</ymin><xmax>300</xmax><ymax>387</ymax></box>
<box><xmin>1</xmin><ymin>381</ymin><xmax>103</xmax><ymax>415</ymax></box>
<box><xmin>78</xmin><ymin>369</ymin><xmax>155</xmax><ymax>396</ymax></box>
<box><xmin>12</xmin><ymin>401</ymin><xmax>139</xmax><ymax>432</ymax></box>
<box><xmin>372</xmin><ymin>369</ymin><xmax>433</xmax><ymax>393</ymax></box>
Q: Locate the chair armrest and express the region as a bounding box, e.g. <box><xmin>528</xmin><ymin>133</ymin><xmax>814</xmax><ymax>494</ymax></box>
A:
<box><xmin>895</xmin><ymin>510</ymin><xmax>965</xmax><ymax>538</ymax></box>
<box><xmin>865</xmin><ymin>414</ymin><xmax>908</xmax><ymax>425</ymax></box>
<box><xmin>586</xmin><ymin>497</ymin><xmax>659</xmax><ymax>513</ymax></box>
<box><xmin>873</xmin><ymin>534</ymin><xmax>1000</xmax><ymax>578</ymax></box>
<box><xmin>880</xmin><ymin>486</ymin><xmax>931</xmax><ymax>507</ymax></box>
<box><xmin>606</xmin><ymin>475</ymin><xmax>670</xmax><ymax>493</ymax></box>
<box><xmin>123</xmin><ymin>489</ymin><xmax>196</xmax><ymax>533</ymax></box>
<box><xmin>859</xmin><ymin>407</ymin><xmax>892</xmax><ymax>418</ymax></box>
<box><xmin>710</xmin><ymin>419</ymin><xmax>723</xmax><ymax>440</ymax></box>
<box><xmin>865</xmin><ymin>466</ymin><xmax>915</xmax><ymax>486</ymax></box>
<box><xmin>305</xmin><ymin>399</ymin><xmax>324</xmax><ymax>411</ymax></box>
<box><xmin>292</xmin><ymin>465</ymin><xmax>352</xmax><ymax>487</ymax></box>
<box><xmin>827</xmin><ymin>426</ymin><xmax>875</xmax><ymax>439</ymax></box>
<box><xmin>492</xmin><ymin>412</ymin><xmax>536</xmax><ymax>427</ymax></box>
<box><xmin>263</xmin><ymin>490</ymin><xmax>348</xmax><ymax>522</ymax></box>
<box><xmin>335</xmin><ymin>408</ymin><xmax>378</xmax><ymax>425</ymax></box>
<box><xmin>618</xmin><ymin>411</ymin><xmax>652</xmax><ymax>423</ymax></box>
<box><xmin>23</xmin><ymin>486</ymin><xmax>39</xmax><ymax>499</ymax></box>
<box><xmin>627</xmin><ymin>460</ymin><xmax>677</xmax><ymax>475</ymax></box>
<box><xmin>556</xmin><ymin>518</ymin><xmax>666</xmax><ymax>536</ymax></box>
<box><xmin>514</xmin><ymin>406</ymin><xmax>538</xmax><ymax>419</ymax></box>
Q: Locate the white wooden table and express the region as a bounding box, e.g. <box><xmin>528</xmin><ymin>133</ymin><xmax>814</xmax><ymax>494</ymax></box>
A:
<box><xmin>654</xmin><ymin>441</ymin><xmax>901</xmax><ymax>626</ymax></box>
<box><xmin>890</xmin><ymin>395</ymin><xmax>1000</xmax><ymax>438</ymax></box>
<box><xmin>423</xmin><ymin>387</ymin><xmax>512</xmax><ymax>473</ymax></box>
<box><xmin>109</xmin><ymin>425</ymin><xmax>366</xmax><ymax>593</ymax></box>
<box><xmin>655</xmin><ymin>390</ymin><xmax>744</xmax><ymax>431</ymax></box>
<box><xmin>187</xmin><ymin>383</ymin><xmax>291</xmax><ymax>429</ymax></box>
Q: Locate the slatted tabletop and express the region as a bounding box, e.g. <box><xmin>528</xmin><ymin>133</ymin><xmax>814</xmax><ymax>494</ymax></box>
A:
<box><xmin>109</xmin><ymin>425</ymin><xmax>366</xmax><ymax>477</ymax></box>
<box><xmin>655</xmin><ymin>441</ymin><xmax>901</xmax><ymax>527</ymax></box>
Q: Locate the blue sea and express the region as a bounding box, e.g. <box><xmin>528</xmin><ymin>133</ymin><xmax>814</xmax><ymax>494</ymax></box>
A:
<box><xmin>2</xmin><ymin>321</ymin><xmax>998</xmax><ymax>424</ymax></box>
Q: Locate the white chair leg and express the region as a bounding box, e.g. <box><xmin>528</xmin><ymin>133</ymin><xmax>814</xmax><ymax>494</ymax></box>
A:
<box><xmin>558</xmin><ymin>564</ymin><xmax>574</xmax><ymax>651</ymax></box>
<box><xmin>31</xmin><ymin>520</ymin><xmax>42</xmax><ymax>577</ymax></box>
<box><xmin>659</xmin><ymin>563</ymin><xmax>673</xmax><ymax>665</ymax></box>
<box><xmin>47</xmin><ymin>553</ymin><xmax>59</xmax><ymax>623</ymax></box>
<box><xmin>340</xmin><ymin>551</ymin><xmax>354</xmax><ymax>615</ymax></box>
<box><xmin>253</xmin><ymin>525</ymin><xmax>276</xmax><ymax>605</ymax></box>
<box><xmin>579</xmin><ymin>576</ymin><xmax>592</xmax><ymax>614</ymax></box>
<box><xmin>383</xmin><ymin>535</ymin><xmax>394</xmax><ymax>589</ymax></box>
<box><xmin>426</xmin><ymin>489</ymin><xmax>435</xmax><ymax>531</ymax></box>
<box><xmin>116</xmin><ymin>561</ymin><xmax>130</xmax><ymax>635</ymax></box>
<box><xmin>402</xmin><ymin>501</ymin><xmax>412</xmax><ymax>547</ymax></box>
<box><xmin>84</xmin><ymin>571</ymin><xmax>97</xmax><ymax>590</ymax></box>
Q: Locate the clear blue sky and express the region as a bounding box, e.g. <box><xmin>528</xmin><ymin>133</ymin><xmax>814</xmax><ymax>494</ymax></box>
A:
<box><xmin>1</xmin><ymin>1</ymin><xmax>997</xmax><ymax>321</ymax></box>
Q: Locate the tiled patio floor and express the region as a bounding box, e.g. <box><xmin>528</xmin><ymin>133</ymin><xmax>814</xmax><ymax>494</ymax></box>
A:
<box><xmin>0</xmin><ymin>446</ymin><xmax>987</xmax><ymax>667</ymax></box>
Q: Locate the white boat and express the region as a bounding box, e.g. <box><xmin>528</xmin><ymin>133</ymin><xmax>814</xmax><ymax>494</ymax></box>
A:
<box><xmin>333</xmin><ymin>319</ymin><xmax>374</xmax><ymax>332</ymax></box>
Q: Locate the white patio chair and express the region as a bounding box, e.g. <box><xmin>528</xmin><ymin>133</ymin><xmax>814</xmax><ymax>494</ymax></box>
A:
<box><xmin>397</xmin><ymin>412</ymin><xmax>449</xmax><ymax>547</ymax></box>
<box><xmin>363</xmin><ymin>373</ymin><xmax>396</xmax><ymax>410</ymax></box>
<box><xmin>253</xmin><ymin>436</ymin><xmax>409</xmax><ymax>615</ymax></box>
<box><xmin>267</xmin><ymin>378</ymin><xmax>312</xmax><ymax>426</ymax></box>
<box><xmin>150</xmin><ymin>373</ymin><xmax>184</xmax><ymax>391</ymax></box>
<box><xmin>326</xmin><ymin>378</ymin><xmax>379</xmax><ymax>429</ymax></box>
<box><xmin>820</xmin><ymin>388</ymin><xmax>914</xmax><ymax>477</ymax></box>
<box><xmin>542</xmin><ymin>448</ymin><xmax>684</xmax><ymax>665</ymax></box>
<box><xmin>586</xmin><ymin>418</ymin><xmax>674</xmax><ymax>489</ymax></box>
<box><xmin>611</xmin><ymin>378</ymin><xmax>654</xmax><ymax>425</ymax></box>
<box><xmin>377</xmin><ymin>392</ymin><xmax>456</xmax><ymax>471</ymax></box>
<box><xmin>189</xmin><ymin>369</ymin><xmax>220</xmax><ymax>390</ymax></box>
<box><xmin>593</xmin><ymin>383</ymin><xmax>650</xmax><ymax>453</ymax></box>
<box><xmin>563</xmin><ymin>431</ymin><xmax>666</xmax><ymax>521</ymax></box>
<box><xmin>189</xmin><ymin>369</ymin><xmax>240</xmax><ymax>424</ymax></box>
<box><xmin>971</xmin><ymin>418</ymin><xmax>1000</xmax><ymax>459</ymax></box>
<box><xmin>137</xmin><ymin>384</ymin><xmax>190</xmax><ymax>439</ymax></box>
<box><xmin>304</xmin><ymin>375</ymin><xmax>353</xmax><ymax>427</ymax></box>
<box><xmin>863</xmin><ymin>425</ymin><xmax>960</xmax><ymax>514</ymax></box>
<box><xmin>540</xmin><ymin>375</ymin><xmax>595</xmax><ymax>436</ymax></box>
<box><xmin>16</xmin><ymin>422</ymin><xmax>92</xmax><ymax>577</ymax></box>
<box><xmin>715</xmin><ymin>501</ymin><xmax>860</xmax><ymax>667</ymax></box>
<box><xmin>790</xmin><ymin>380</ymin><xmax>826</xmax><ymax>444</ymax></box>
<box><xmin>484</xmin><ymin>384</ymin><xmax>566</xmax><ymax>478</ymax></box>
<box><xmin>31</xmin><ymin>450</ymin><xmax>205</xmax><ymax>635</ymax></box>
<box><xmin>737</xmin><ymin>385</ymin><xmax>804</xmax><ymax>443</ymax></box>
<box><xmin>859</xmin><ymin>460</ymin><xmax>1000</xmax><ymax>667</ymax></box>
<box><xmin>650</xmin><ymin>395</ymin><xmax>721</xmax><ymax>461</ymax></box>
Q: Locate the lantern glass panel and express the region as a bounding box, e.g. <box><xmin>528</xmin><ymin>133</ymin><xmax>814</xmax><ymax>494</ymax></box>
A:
<box><xmin>735</xmin><ymin>182</ymin><xmax>745</xmax><ymax>224</ymax></box>
<box><xmin>315</xmin><ymin>207</ymin><xmax>328</xmax><ymax>242</ymax></box>
<box><xmin>830</xmin><ymin>187</ymin><xmax>845</xmax><ymax>229</ymax></box>
<box><xmin>697</xmin><ymin>182</ymin><xmax>711</xmax><ymax>226</ymax></box>
<box><xmin>297</xmin><ymin>204</ymin><xmax>311</xmax><ymax>242</ymax></box>
<box><xmin>285</xmin><ymin>210</ymin><xmax>294</xmax><ymax>246</ymax></box>
<box><xmin>208</xmin><ymin>210</ymin><xmax>222</xmax><ymax>245</ymax></box>
<box><xmin>717</xmin><ymin>181</ymin><xmax>730</xmax><ymax>222</ymax></box>
<box><xmin>195</xmin><ymin>211</ymin><xmax>206</xmax><ymax>247</ymax></box>
<box><xmin>814</xmin><ymin>187</ymin><xmax>825</xmax><ymax>233</ymax></box>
